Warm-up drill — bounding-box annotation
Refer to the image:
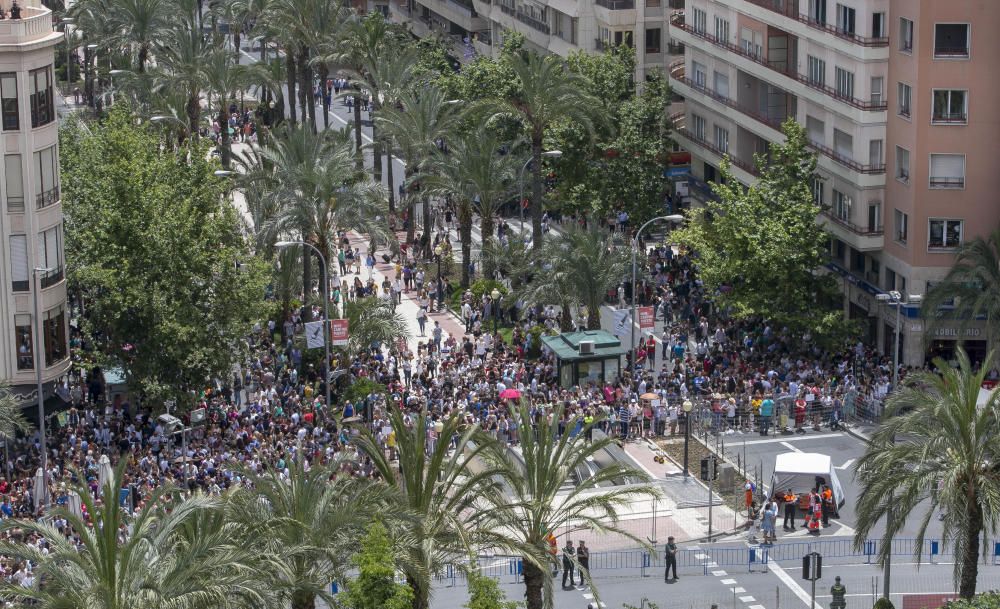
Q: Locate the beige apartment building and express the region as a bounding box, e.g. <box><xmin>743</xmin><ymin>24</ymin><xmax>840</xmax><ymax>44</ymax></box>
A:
<box><xmin>378</xmin><ymin>0</ymin><xmax>684</xmax><ymax>81</ymax></box>
<box><xmin>668</xmin><ymin>0</ymin><xmax>1000</xmax><ymax>366</ymax></box>
<box><xmin>0</xmin><ymin>0</ymin><xmax>70</xmax><ymax>406</ymax></box>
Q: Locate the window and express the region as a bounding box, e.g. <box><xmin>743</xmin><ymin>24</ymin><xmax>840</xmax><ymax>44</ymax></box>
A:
<box><xmin>885</xmin><ymin>267</ymin><xmax>896</xmax><ymax>292</ymax></box>
<box><xmin>895</xmin><ymin>146</ymin><xmax>910</xmax><ymax>182</ymax></box>
<box><xmin>833</xmin><ymin>238</ymin><xmax>845</xmax><ymax>263</ymax></box>
<box><xmin>928</xmin><ymin>219</ymin><xmax>962</xmax><ymax>249</ymax></box>
<box><xmin>872</xmin><ymin>12</ymin><xmax>886</xmax><ymax>38</ymax></box>
<box><xmin>692</xmin><ymin>61</ymin><xmax>706</xmax><ymax>87</ymax></box>
<box><xmin>932</xmin><ymin>89</ymin><xmax>967</xmax><ymax>124</ymax></box>
<box><xmin>836</xmin><ymin>4</ymin><xmax>855</xmax><ymax>35</ymax></box>
<box><xmin>811</xmin><ymin>177</ymin><xmax>825</xmax><ymax>205</ymax></box>
<box><xmin>894</xmin><ymin>209</ymin><xmax>908</xmax><ymax>244</ymax></box>
<box><xmin>850</xmin><ymin>248</ymin><xmax>865</xmax><ymax>273</ymax></box>
<box><xmin>897</xmin><ymin>82</ymin><xmax>911</xmax><ymax>117</ymax></box>
<box><xmin>807</xmin><ymin>56</ymin><xmax>826</xmax><ymax>87</ymax></box>
<box><xmin>835</xmin><ymin>67</ymin><xmax>854</xmax><ymax>99</ymax></box>
<box><xmin>645</xmin><ymin>0</ymin><xmax>659</xmax><ymax>6</ymax></box>
<box><xmin>740</xmin><ymin>27</ymin><xmax>763</xmax><ymax>59</ymax></box>
<box><xmin>714</xmin><ymin>125</ymin><xmax>729</xmax><ymax>153</ymax></box>
<box><xmin>868</xmin><ymin>201</ymin><xmax>882</xmax><ymax>232</ymax></box>
<box><xmin>713</xmin><ymin>71</ymin><xmax>729</xmax><ymax>98</ymax></box>
<box><xmin>15</xmin><ymin>315</ymin><xmax>32</xmax><ymax>371</ymax></box>
<box><xmin>692</xmin><ymin>114</ymin><xmax>706</xmax><ymax>140</ymax></box>
<box><xmin>869</xmin><ymin>139</ymin><xmax>883</xmax><ymax>167</ymax></box>
<box><xmin>870</xmin><ymin>77</ymin><xmax>883</xmax><ymax>106</ymax></box>
<box><xmin>899</xmin><ymin>18</ymin><xmax>913</xmax><ymax>52</ymax></box>
<box><xmin>714</xmin><ymin>16</ymin><xmax>729</xmax><ymax>42</ymax></box>
<box><xmin>929</xmin><ymin>154</ymin><xmax>966</xmax><ymax>189</ymax></box>
<box><xmin>645</xmin><ymin>28</ymin><xmax>661</xmax><ymax>54</ymax></box>
<box><xmin>37</xmin><ymin>225</ymin><xmax>62</xmax><ymax>288</ymax></box>
<box><xmin>692</xmin><ymin>8</ymin><xmax>707</xmax><ymax>34</ymax></box>
<box><xmin>806</xmin><ymin>116</ymin><xmax>824</xmax><ymax>144</ymax></box>
<box><xmin>833</xmin><ymin>190</ymin><xmax>852</xmax><ymax>222</ymax></box>
<box><xmin>934</xmin><ymin>23</ymin><xmax>969</xmax><ymax>58</ymax></box>
<box><xmin>9</xmin><ymin>234</ymin><xmax>27</xmax><ymax>291</ymax></box>
<box><xmin>33</xmin><ymin>146</ymin><xmax>58</xmax><ymax>209</ymax></box>
<box><xmin>808</xmin><ymin>0</ymin><xmax>826</xmax><ymax>24</ymax></box>
<box><xmin>0</xmin><ymin>74</ymin><xmax>16</xmax><ymax>131</ymax></box>
<box><xmin>4</xmin><ymin>154</ymin><xmax>22</xmax><ymax>212</ymax></box>
<box><xmin>833</xmin><ymin>128</ymin><xmax>852</xmax><ymax>159</ymax></box>
<box><xmin>28</xmin><ymin>67</ymin><xmax>53</xmax><ymax>128</ymax></box>
<box><xmin>42</xmin><ymin>305</ymin><xmax>67</xmax><ymax>367</ymax></box>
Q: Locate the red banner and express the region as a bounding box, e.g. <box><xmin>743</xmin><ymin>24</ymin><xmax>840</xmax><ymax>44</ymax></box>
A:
<box><xmin>330</xmin><ymin>319</ymin><xmax>349</xmax><ymax>346</ymax></box>
<box><xmin>638</xmin><ymin>306</ymin><xmax>655</xmax><ymax>329</ymax></box>
<box><xmin>901</xmin><ymin>595</ymin><xmax>959</xmax><ymax>609</ymax></box>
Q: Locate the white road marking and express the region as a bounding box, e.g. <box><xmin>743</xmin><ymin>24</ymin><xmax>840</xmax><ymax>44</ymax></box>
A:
<box><xmin>583</xmin><ymin>593</ymin><xmax>594</xmax><ymax>599</ymax></box>
<box><xmin>741</xmin><ymin>596</ymin><xmax>756</xmax><ymax>602</ymax></box>
<box><xmin>780</xmin><ymin>441</ymin><xmax>803</xmax><ymax>453</ymax></box>
<box><xmin>738</xmin><ymin>433</ymin><xmax>843</xmax><ymax>446</ymax></box>
<box><xmin>713</xmin><ymin>570</ymin><xmax>728</xmax><ymax>576</ymax></box>
<box><xmin>769</xmin><ymin>561</ymin><xmax>819</xmax><ymax>609</ymax></box>
<box><xmin>835</xmin><ymin>458</ymin><xmax>855</xmax><ymax>470</ymax></box>
<box><xmin>721</xmin><ymin>578</ymin><xmax>737</xmax><ymax>584</ymax></box>
<box><xmin>749</xmin><ymin>605</ymin><xmax>767</xmax><ymax>609</ymax></box>
<box><xmin>706</xmin><ymin>561</ymin><xmax>719</xmax><ymax>567</ymax></box>
<box><xmin>733</xmin><ymin>587</ymin><xmax>746</xmax><ymax>593</ymax></box>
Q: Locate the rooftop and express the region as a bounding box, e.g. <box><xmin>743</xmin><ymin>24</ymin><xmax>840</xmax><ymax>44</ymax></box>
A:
<box><xmin>540</xmin><ymin>330</ymin><xmax>626</xmax><ymax>361</ymax></box>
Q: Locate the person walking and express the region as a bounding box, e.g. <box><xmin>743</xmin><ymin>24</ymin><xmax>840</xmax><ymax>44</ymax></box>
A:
<box><xmin>762</xmin><ymin>500</ymin><xmax>778</xmax><ymax>544</ymax></box>
<box><xmin>576</xmin><ymin>540</ymin><xmax>589</xmax><ymax>586</ymax></box>
<box><xmin>663</xmin><ymin>536</ymin><xmax>678</xmax><ymax>582</ymax></box>
<box><xmin>561</xmin><ymin>539</ymin><xmax>576</xmax><ymax>590</ymax></box>
<box><xmin>416</xmin><ymin>308</ymin><xmax>427</xmax><ymax>336</ymax></box>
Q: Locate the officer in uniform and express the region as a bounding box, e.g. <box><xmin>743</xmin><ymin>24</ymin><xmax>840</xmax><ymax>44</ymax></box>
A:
<box><xmin>782</xmin><ymin>489</ymin><xmax>797</xmax><ymax>530</ymax></box>
<box><xmin>830</xmin><ymin>576</ymin><xmax>847</xmax><ymax>609</ymax></box>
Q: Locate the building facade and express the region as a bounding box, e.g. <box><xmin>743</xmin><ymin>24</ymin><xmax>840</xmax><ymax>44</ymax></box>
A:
<box><xmin>0</xmin><ymin>1</ymin><xmax>70</xmax><ymax>406</ymax></box>
<box><xmin>668</xmin><ymin>0</ymin><xmax>1000</xmax><ymax>366</ymax></box>
<box><xmin>378</xmin><ymin>0</ymin><xmax>684</xmax><ymax>81</ymax></box>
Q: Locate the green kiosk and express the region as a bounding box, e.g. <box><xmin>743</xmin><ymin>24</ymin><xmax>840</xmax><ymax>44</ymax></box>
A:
<box><xmin>540</xmin><ymin>330</ymin><xmax>626</xmax><ymax>388</ymax></box>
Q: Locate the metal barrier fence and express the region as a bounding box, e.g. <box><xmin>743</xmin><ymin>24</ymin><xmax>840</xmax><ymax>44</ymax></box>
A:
<box><xmin>438</xmin><ymin>537</ymin><xmax>984</xmax><ymax>584</ymax></box>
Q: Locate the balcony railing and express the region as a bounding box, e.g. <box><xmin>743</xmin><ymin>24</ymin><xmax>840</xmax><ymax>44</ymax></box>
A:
<box><xmin>595</xmin><ymin>38</ymin><xmax>606</xmax><ymax>51</ymax></box>
<box><xmin>668</xmin><ymin>58</ymin><xmax>684</xmax><ymax>78</ymax></box>
<box><xmin>498</xmin><ymin>3</ymin><xmax>514</xmax><ymax>15</ymax></box>
<box><xmin>932</xmin><ymin>112</ymin><xmax>967</xmax><ymax>124</ymax></box>
<box><xmin>929</xmin><ymin>177</ymin><xmax>965</xmax><ymax>189</ymax></box>
<box><xmin>666</xmin><ymin>41</ymin><xmax>684</xmax><ymax>55</ymax></box>
<box><xmin>674</xmin><ymin>126</ymin><xmax>760</xmax><ymax>177</ymax></box>
<box><xmin>672</xmin><ymin>74</ymin><xmax>887</xmax><ymax>174</ymax></box>
<box><xmin>669</xmin><ymin>14</ymin><xmax>887</xmax><ymax>111</ymax></box>
<box><xmin>515</xmin><ymin>11</ymin><xmax>549</xmax><ymax>33</ymax></box>
<box><xmin>822</xmin><ymin>210</ymin><xmax>884</xmax><ymax>236</ymax></box>
<box><xmin>934</xmin><ymin>46</ymin><xmax>969</xmax><ymax>58</ymax></box>
<box><xmin>596</xmin><ymin>0</ymin><xmax>634</xmax><ymax>9</ymax></box>
<box><xmin>39</xmin><ymin>266</ymin><xmax>63</xmax><ymax>289</ymax></box>
<box><xmin>35</xmin><ymin>185</ymin><xmax>59</xmax><ymax>209</ymax></box>
<box><xmin>667</xmin><ymin>0</ymin><xmax>683</xmax><ymax>7</ymax></box>
<box><xmin>741</xmin><ymin>0</ymin><xmax>889</xmax><ymax>47</ymax></box>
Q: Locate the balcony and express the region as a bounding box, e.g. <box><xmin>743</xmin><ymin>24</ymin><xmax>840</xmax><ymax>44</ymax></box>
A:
<box><xmin>741</xmin><ymin>0</ymin><xmax>888</xmax><ymax>47</ymax></box>
<box><xmin>669</xmin><ymin>14</ymin><xmax>887</xmax><ymax>113</ymax></box>
<box><xmin>0</xmin><ymin>5</ymin><xmax>58</xmax><ymax>45</ymax></box>
<box><xmin>929</xmin><ymin>177</ymin><xmax>965</xmax><ymax>189</ymax></box>
<box><xmin>674</xmin><ymin>126</ymin><xmax>760</xmax><ymax>177</ymax></box>
<box><xmin>35</xmin><ymin>185</ymin><xmax>59</xmax><ymax>209</ymax></box>
<box><xmin>595</xmin><ymin>38</ymin><xmax>606</xmax><ymax>51</ymax></box>
<box><xmin>596</xmin><ymin>0</ymin><xmax>634</xmax><ymax>8</ymax></box>
<box><xmin>671</xmin><ymin>74</ymin><xmax>886</xmax><ymax>175</ymax></box>
<box><xmin>498</xmin><ymin>2</ymin><xmax>514</xmax><ymax>15</ymax></box>
<box><xmin>932</xmin><ymin>112</ymin><xmax>967</xmax><ymax>125</ymax></box>
<box><xmin>515</xmin><ymin>10</ymin><xmax>549</xmax><ymax>33</ymax></box>
<box><xmin>822</xmin><ymin>211</ymin><xmax>884</xmax><ymax>251</ymax></box>
<box><xmin>39</xmin><ymin>266</ymin><xmax>63</xmax><ymax>289</ymax></box>
<box><xmin>667</xmin><ymin>0</ymin><xmax>683</xmax><ymax>7</ymax></box>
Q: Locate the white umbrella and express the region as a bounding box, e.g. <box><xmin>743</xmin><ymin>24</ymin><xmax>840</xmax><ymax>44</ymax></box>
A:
<box><xmin>33</xmin><ymin>468</ymin><xmax>45</xmax><ymax>511</ymax></box>
<box><xmin>67</xmin><ymin>490</ymin><xmax>82</xmax><ymax>519</ymax></box>
<box><xmin>97</xmin><ymin>455</ymin><xmax>112</xmax><ymax>496</ymax></box>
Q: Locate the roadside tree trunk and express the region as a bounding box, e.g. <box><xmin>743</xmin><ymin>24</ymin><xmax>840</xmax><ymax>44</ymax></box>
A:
<box><xmin>285</xmin><ymin>52</ymin><xmax>297</xmax><ymax>125</ymax></box>
<box><xmin>386</xmin><ymin>144</ymin><xmax>396</xmax><ymax>215</ymax></box>
<box><xmin>353</xmin><ymin>93</ymin><xmax>363</xmax><ymax>170</ymax></box>
<box><xmin>959</xmin><ymin>499</ymin><xmax>983</xmax><ymax>598</ymax></box>
<box><xmin>530</xmin><ymin>131</ymin><xmax>544</xmax><ymax>250</ymax></box>
<box><xmin>458</xmin><ymin>203</ymin><xmax>472</xmax><ymax>288</ymax></box>
<box><xmin>522</xmin><ymin>559</ymin><xmax>545</xmax><ymax>609</ymax></box>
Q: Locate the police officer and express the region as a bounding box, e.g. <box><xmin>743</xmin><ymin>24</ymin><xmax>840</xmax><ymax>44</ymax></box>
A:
<box><xmin>561</xmin><ymin>539</ymin><xmax>576</xmax><ymax>589</ymax></box>
<box><xmin>830</xmin><ymin>576</ymin><xmax>847</xmax><ymax>609</ymax></box>
<box><xmin>783</xmin><ymin>489</ymin><xmax>797</xmax><ymax>530</ymax></box>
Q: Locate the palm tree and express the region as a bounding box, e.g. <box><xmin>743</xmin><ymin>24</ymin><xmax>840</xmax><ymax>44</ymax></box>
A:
<box><xmin>531</xmin><ymin>223</ymin><xmax>628</xmax><ymax>329</ymax></box>
<box><xmin>423</xmin><ymin>126</ymin><xmax>519</xmax><ymax>286</ymax></box>
<box><xmin>228</xmin><ymin>457</ymin><xmax>387</xmax><ymax>609</ymax></box>
<box><xmin>376</xmin><ymin>85</ymin><xmax>464</xmax><ymax>252</ymax></box>
<box><xmin>477</xmin><ymin>403</ymin><xmax>659</xmax><ymax>609</ymax></box>
<box><xmin>344</xmin><ymin>296</ymin><xmax>410</xmax><ymax>355</ymax></box>
<box><xmin>0</xmin><ymin>462</ymin><xmax>268</xmax><ymax>609</ymax></box>
<box><xmin>0</xmin><ymin>382</ymin><xmax>27</xmax><ymax>445</ymax></box>
<box><xmin>104</xmin><ymin>0</ymin><xmax>172</xmax><ymax>72</ymax></box>
<box><xmin>354</xmin><ymin>408</ymin><xmax>503</xmax><ymax>609</ymax></box>
<box><xmin>853</xmin><ymin>348</ymin><xmax>1000</xmax><ymax>599</ymax></box>
<box><xmin>922</xmin><ymin>226</ymin><xmax>1000</xmax><ymax>360</ymax></box>
<box><xmin>493</xmin><ymin>51</ymin><xmax>600</xmax><ymax>248</ymax></box>
<box><xmin>202</xmin><ymin>46</ymin><xmax>264</xmax><ymax>167</ymax></box>
<box><xmin>155</xmin><ymin>14</ymin><xmax>215</xmax><ymax>138</ymax></box>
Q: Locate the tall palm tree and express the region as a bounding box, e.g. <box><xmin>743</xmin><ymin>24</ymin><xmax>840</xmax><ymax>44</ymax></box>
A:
<box><xmin>228</xmin><ymin>457</ymin><xmax>387</xmax><ymax>609</ymax></box>
<box><xmin>0</xmin><ymin>382</ymin><xmax>27</xmax><ymax>445</ymax></box>
<box><xmin>0</xmin><ymin>462</ymin><xmax>268</xmax><ymax>609</ymax></box>
<box><xmin>922</xmin><ymin>226</ymin><xmax>1000</xmax><ymax>359</ymax></box>
<box><xmin>376</xmin><ymin>85</ymin><xmax>464</xmax><ymax>252</ymax></box>
<box><xmin>853</xmin><ymin>348</ymin><xmax>1000</xmax><ymax>599</ymax></box>
<box><xmin>155</xmin><ymin>14</ymin><xmax>215</xmax><ymax>139</ymax></box>
<box><xmin>354</xmin><ymin>408</ymin><xmax>502</xmax><ymax>609</ymax></box>
<box><xmin>424</xmin><ymin>126</ymin><xmax>519</xmax><ymax>287</ymax></box>
<box><xmin>493</xmin><ymin>51</ymin><xmax>600</xmax><ymax>248</ymax></box>
<box><xmin>104</xmin><ymin>0</ymin><xmax>172</xmax><ymax>72</ymax></box>
<box><xmin>202</xmin><ymin>46</ymin><xmax>263</xmax><ymax>167</ymax></box>
<box><xmin>477</xmin><ymin>403</ymin><xmax>658</xmax><ymax>609</ymax></box>
<box><xmin>532</xmin><ymin>223</ymin><xmax>628</xmax><ymax>329</ymax></box>
<box><xmin>344</xmin><ymin>296</ymin><xmax>410</xmax><ymax>355</ymax></box>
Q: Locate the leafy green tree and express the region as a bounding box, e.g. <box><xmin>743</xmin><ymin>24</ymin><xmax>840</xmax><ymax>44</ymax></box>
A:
<box><xmin>477</xmin><ymin>403</ymin><xmax>658</xmax><ymax>609</ymax></box>
<box><xmin>853</xmin><ymin>348</ymin><xmax>1000</xmax><ymax>598</ymax></box>
<box><xmin>354</xmin><ymin>408</ymin><xmax>502</xmax><ymax>609</ymax></box>
<box><xmin>61</xmin><ymin>108</ymin><xmax>268</xmax><ymax>405</ymax></box>
<box><xmin>343</xmin><ymin>296</ymin><xmax>410</xmax><ymax>356</ymax></box>
<box><xmin>464</xmin><ymin>571</ymin><xmax>519</xmax><ymax>609</ymax></box>
<box><xmin>0</xmin><ymin>383</ymin><xmax>27</xmax><ymax>443</ymax></box>
<box><xmin>345</xmin><ymin>521</ymin><xmax>414</xmax><ymax>609</ymax></box>
<box><xmin>674</xmin><ymin>119</ymin><xmax>849</xmax><ymax>344</ymax></box>
<box><xmin>0</xmin><ymin>461</ymin><xmax>268</xmax><ymax>609</ymax></box>
<box><xmin>922</xmin><ymin>226</ymin><xmax>1000</xmax><ymax>358</ymax></box>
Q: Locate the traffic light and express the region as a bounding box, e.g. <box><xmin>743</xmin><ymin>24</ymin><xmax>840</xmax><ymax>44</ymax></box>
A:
<box><xmin>700</xmin><ymin>457</ymin><xmax>718</xmax><ymax>481</ymax></box>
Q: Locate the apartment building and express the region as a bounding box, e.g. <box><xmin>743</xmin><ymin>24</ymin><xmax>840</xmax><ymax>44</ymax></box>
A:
<box><xmin>0</xmin><ymin>1</ymin><xmax>70</xmax><ymax>406</ymax></box>
<box><xmin>379</xmin><ymin>0</ymin><xmax>683</xmax><ymax>81</ymax></box>
<box><xmin>668</xmin><ymin>0</ymin><xmax>1000</xmax><ymax>366</ymax></box>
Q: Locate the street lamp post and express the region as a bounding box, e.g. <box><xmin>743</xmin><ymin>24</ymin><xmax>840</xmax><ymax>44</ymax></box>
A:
<box><xmin>491</xmin><ymin>288</ymin><xmax>501</xmax><ymax>334</ymax></box>
<box><xmin>32</xmin><ymin>267</ymin><xmax>52</xmax><ymax>509</ymax></box>
<box><xmin>682</xmin><ymin>399</ymin><xmax>692</xmax><ymax>478</ymax></box>
<box><xmin>86</xmin><ymin>44</ymin><xmax>97</xmax><ymax>107</ymax></box>
<box><xmin>630</xmin><ymin>215</ymin><xmax>683</xmax><ymax>370</ymax></box>
<box><xmin>62</xmin><ymin>18</ymin><xmax>74</xmax><ymax>89</ymax></box>
<box><xmin>275</xmin><ymin>241</ymin><xmax>331</xmax><ymax>417</ymax></box>
<box><xmin>517</xmin><ymin>150</ymin><xmax>562</xmax><ymax>237</ymax></box>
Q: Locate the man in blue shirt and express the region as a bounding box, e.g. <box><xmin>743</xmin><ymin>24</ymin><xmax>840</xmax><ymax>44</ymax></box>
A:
<box><xmin>759</xmin><ymin>395</ymin><xmax>775</xmax><ymax>436</ymax></box>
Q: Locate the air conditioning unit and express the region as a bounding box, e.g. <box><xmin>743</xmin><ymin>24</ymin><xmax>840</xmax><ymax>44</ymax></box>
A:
<box><xmin>579</xmin><ymin>340</ymin><xmax>595</xmax><ymax>355</ymax></box>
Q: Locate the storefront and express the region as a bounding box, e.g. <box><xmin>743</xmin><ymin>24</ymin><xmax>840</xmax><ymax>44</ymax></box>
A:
<box><xmin>925</xmin><ymin>326</ymin><xmax>989</xmax><ymax>367</ymax></box>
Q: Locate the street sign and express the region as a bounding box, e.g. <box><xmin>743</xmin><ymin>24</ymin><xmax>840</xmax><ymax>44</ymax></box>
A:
<box><xmin>638</xmin><ymin>306</ymin><xmax>655</xmax><ymax>329</ymax></box>
<box><xmin>802</xmin><ymin>552</ymin><xmax>822</xmax><ymax>580</ymax></box>
<box><xmin>330</xmin><ymin>319</ymin><xmax>349</xmax><ymax>346</ymax></box>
